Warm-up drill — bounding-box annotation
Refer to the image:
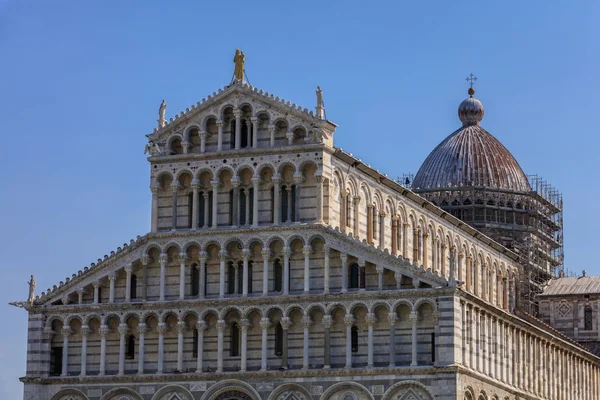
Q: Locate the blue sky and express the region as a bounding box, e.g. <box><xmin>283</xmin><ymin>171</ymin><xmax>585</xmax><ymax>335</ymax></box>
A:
<box><xmin>1</xmin><ymin>1</ymin><xmax>599</xmax><ymax>397</ymax></box>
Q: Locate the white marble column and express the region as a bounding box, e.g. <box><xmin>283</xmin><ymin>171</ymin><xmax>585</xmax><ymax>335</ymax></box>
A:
<box><xmin>366</xmin><ymin>313</ymin><xmax>375</xmax><ymax>368</ymax></box>
<box><xmin>196</xmin><ymin>321</ymin><xmax>206</xmax><ymax>373</ymax></box>
<box><xmin>412</xmin><ymin>228</ymin><xmax>419</xmax><ymax>264</ymax></box>
<box><xmin>93</xmin><ymin>283</ymin><xmax>100</xmax><ymax>304</ymax></box>
<box><xmin>302</xmin><ymin>316</ymin><xmax>311</xmax><ymax>369</ymax></box>
<box><xmin>268</xmin><ymin>124</ymin><xmax>275</xmax><ymax>147</ymax></box>
<box><xmin>340</xmin><ymin>192</ymin><xmax>347</xmax><ymax>233</ymax></box>
<box><xmin>125</xmin><ymin>265</ymin><xmax>133</xmax><ymax>302</ymax></box>
<box><xmin>395</xmin><ymin>272</ymin><xmax>402</xmax><ymax>289</ymax></box>
<box><xmin>286</xmin><ymin>131</ymin><xmax>294</xmax><ymax>145</ymax></box>
<box><xmin>388</xmin><ymin>313</ymin><xmax>396</xmax><ymax>367</ymax></box>
<box><xmin>176</xmin><ymin>321</ymin><xmax>184</xmax><ymax>372</ymax></box>
<box><xmin>315</xmin><ymin>174</ymin><xmax>323</xmax><ymax>223</ymax></box>
<box><xmin>251</xmin><ymin>117</ymin><xmax>259</xmax><ymax>148</ymax></box>
<box><xmin>191</xmin><ymin>180</ymin><xmax>200</xmax><ymax>230</ymax></box>
<box><xmin>260</xmin><ymin>318</ymin><xmax>270</xmax><ymax>371</ymax></box>
<box><xmin>199</xmin><ymin>252</ymin><xmax>207</xmax><ymax>299</ymax></box>
<box><xmin>272</xmin><ymin>176</ymin><xmax>281</xmax><ymax>225</ymax></box>
<box><xmin>283</xmin><ymin>247</ymin><xmax>290</xmax><ymax>295</ymax></box>
<box><xmin>402</xmin><ymin>222</ymin><xmax>409</xmax><ymax>258</ymax></box>
<box><xmin>280</xmin><ymin>317</ymin><xmax>291</xmax><ymax>369</ymax></box>
<box><xmin>77</xmin><ymin>288</ymin><xmax>84</xmax><ymax>304</ymax></box>
<box><xmin>379</xmin><ymin>213</ymin><xmax>386</xmax><ymax>249</ymax></box>
<box><xmin>199</xmin><ymin>131</ymin><xmax>206</xmax><ymax>153</ymax></box>
<box><xmin>252</xmin><ymin>177</ymin><xmax>260</xmax><ymax>227</ymax></box>
<box><xmin>159</xmin><ymin>253</ymin><xmax>167</xmax><ymax>301</ymax></box>
<box><xmin>376</xmin><ymin>266</ymin><xmax>384</xmax><ymax>290</ymax></box>
<box><xmin>108</xmin><ymin>273</ymin><xmax>116</xmax><ymax>303</ymax></box>
<box><xmin>391</xmin><ymin>216</ymin><xmax>399</xmax><ymax>255</ymax></box>
<box><xmin>340</xmin><ymin>252</ymin><xmax>348</xmax><ymax>293</ymax></box>
<box><xmin>216</xmin><ymin>120</ymin><xmax>224</xmax><ymax>151</ymax></box>
<box><xmin>366</xmin><ymin>205</ymin><xmax>373</xmax><ymax>243</ymax></box>
<box><xmin>262</xmin><ymin>249</ymin><xmax>270</xmax><ymax>296</ymax></box>
<box><xmin>303</xmin><ymin>245</ymin><xmax>311</xmax><ymax>294</ymax></box>
<box><xmin>234</xmin><ymin>110</ymin><xmax>242</xmax><ymax>149</ymax></box>
<box><xmin>353</xmin><ymin>196</ymin><xmax>360</xmax><ymax>237</ymax></box>
<box><xmin>344</xmin><ymin>314</ymin><xmax>354</xmax><ymax>369</ymax></box>
<box><xmin>323</xmin><ymin>315</ymin><xmax>332</xmax><ymax>369</ymax></box>
<box><xmin>137</xmin><ymin>323</ymin><xmax>146</xmax><ymax>374</ymax></box>
<box><xmin>233</xmin><ymin>264</ymin><xmax>240</xmax><ymax>294</ymax></box>
<box><xmin>203</xmin><ymin>192</ymin><xmax>210</xmax><ymax>228</ymax></box>
<box><xmin>286</xmin><ymin>186</ymin><xmax>293</xmax><ymax>223</ymax></box>
<box><xmin>231</xmin><ymin>178</ymin><xmax>240</xmax><ymax>227</ymax></box>
<box><xmin>171</xmin><ymin>182</ymin><xmax>180</xmax><ymax>231</ymax></box>
<box><xmin>323</xmin><ymin>244</ymin><xmax>330</xmax><ymax>294</ymax></box>
<box><xmin>432</xmin><ymin>238</ymin><xmax>438</xmax><ymax>273</ymax></box>
<box><xmin>151</xmin><ymin>185</ymin><xmax>159</xmax><ymax>233</ymax></box>
<box><xmin>410</xmin><ymin>311</ymin><xmax>418</xmax><ymax>366</ymax></box>
<box><xmin>118</xmin><ymin>323</ymin><xmax>127</xmax><ymax>375</ymax></box>
<box><xmin>211</xmin><ymin>179</ymin><xmax>219</xmax><ymax>229</ymax></box>
<box><xmin>141</xmin><ymin>257</ymin><xmax>148</xmax><ymax>301</ymax></box>
<box><xmin>242</xmin><ymin>250</ymin><xmax>249</xmax><ymax>297</ymax></box>
<box><xmin>157</xmin><ymin>322</ymin><xmax>166</xmax><ymax>373</ymax></box>
<box><xmin>240</xmin><ymin>319</ymin><xmax>249</xmax><ymax>371</ymax></box>
<box><xmin>219</xmin><ymin>251</ymin><xmax>226</xmax><ymax>298</ymax></box>
<box><xmin>216</xmin><ymin>320</ymin><xmax>225</xmax><ymax>372</ymax></box>
<box><xmin>244</xmin><ymin>187</ymin><xmax>251</xmax><ymax>226</ymax></box>
<box><xmin>80</xmin><ymin>325</ymin><xmax>89</xmax><ymax>376</ymax></box>
<box><xmin>99</xmin><ymin>325</ymin><xmax>108</xmax><ymax>376</ymax></box>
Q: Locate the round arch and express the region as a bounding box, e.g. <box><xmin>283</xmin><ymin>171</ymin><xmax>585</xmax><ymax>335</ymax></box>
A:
<box><xmin>267</xmin><ymin>384</ymin><xmax>312</xmax><ymax>400</ymax></box>
<box><xmin>200</xmin><ymin>379</ymin><xmax>261</xmax><ymax>400</ymax></box>
<box><xmin>100</xmin><ymin>387</ymin><xmax>143</xmax><ymax>400</ymax></box>
<box><xmin>381</xmin><ymin>381</ymin><xmax>434</xmax><ymax>400</ymax></box>
<box><xmin>320</xmin><ymin>382</ymin><xmax>374</xmax><ymax>400</ymax></box>
<box><xmin>50</xmin><ymin>388</ymin><xmax>89</xmax><ymax>400</ymax></box>
<box><xmin>151</xmin><ymin>385</ymin><xmax>194</xmax><ymax>400</ymax></box>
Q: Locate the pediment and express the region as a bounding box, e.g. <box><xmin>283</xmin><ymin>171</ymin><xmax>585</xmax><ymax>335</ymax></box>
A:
<box><xmin>147</xmin><ymin>80</ymin><xmax>333</xmax><ymax>146</ymax></box>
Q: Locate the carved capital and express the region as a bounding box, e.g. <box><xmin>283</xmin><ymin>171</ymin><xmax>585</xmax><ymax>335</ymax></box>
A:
<box><xmin>303</xmin><ymin>245</ymin><xmax>312</xmax><ymax>257</ymax></box>
<box><xmin>251</xmin><ymin>176</ymin><xmax>261</xmax><ymax>185</ymax></box>
<box><xmin>107</xmin><ymin>274</ymin><xmax>116</xmax><ymax>282</ymax></box>
<box><xmin>409</xmin><ymin>311</ymin><xmax>418</xmax><ymax>323</ymax></box>
<box><xmin>322</xmin><ymin>315</ymin><xmax>333</xmax><ymax>329</ymax></box>
<box><xmin>179</xmin><ymin>252</ymin><xmax>188</xmax><ymax>262</ymax></box>
<box><xmin>358</xmin><ymin>258</ymin><xmax>366</xmax><ymax>267</ymax></box>
<box><xmin>387</xmin><ymin>313</ymin><xmax>397</xmax><ymax>324</ymax></box>
<box><xmin>376</xmin><ymin>265</ymin><xmax>384</xmax><ymax>274</ymax></box>
<box><xmin>171</xmin><ymin>182</ymin><xmax>180</xmax><ymax>192</ymax></box>
<box><xmin>196</xmin><ymin>321</ymin><xmax>207</xmax><ymax>331</ymax></box>
<box><xmin>365</xmin><ymin>313</ymin><xmax>376</xmax><ymax>325</ymax></box>
<box><xmin>156</xmin><ymin>322</ymin><xmax>167</xmax><ymax>334</ymax></box>
<box><xmin>233</xmin><ymin>109</ymin><xmax>243</xmax><ymax>118</ymax></box>
<box><xmin>199</xmin><ymin>251</ymin><xmax>208</xmax><ymax>261</ymax></box>
<box><xmin>271</xmin><ymin>175</ymin><xmax>282</xmax><ymax>184</ymax></box>
<box><xmin>211</xmin><ymin>178</ymin><xmax>220</xmax><ymax>187</ymax></box>
<box><xmin>137</xmin><ymin>323</ymin><xmax>147</xmax><ymax>335</ymax></box>
<box><xmin>80</xmin><ymin>325</ymin><xmax>90</xmax><ymax>337</ymax></box>
<box><xmin>124</xmin><ymin>264</ymin><xmax>133</xmax><ymax>274</ymax></box>
<box><xmin>99</xmin><ymin>325</ymin><xmax>110</xmax><ymax>338</ymax></box>
<box><xmin>118</xmin><ymin>324</ymin><xmax>128</xmax><ymax>336</ymax></box>
<box><xmin>176</xmin><ymin>321</ymin><xmax>186</xmax><ymax>333</ymax></box>
<box><xmin>282</xmin><ymin>247</ymin><xmax>291</xmax><ymax>257</ymax></box>
<box><xmin>302</xmin><ymin>316</ymin><xmax>312</xmax><ymax>328</ymax></box>
<box><xmin>219</xmin><ymin>250</ymin><xmax>227</xmax><ymax>261</ymax></box>
<box><xmin>323</xmin><ymin>243</ymin><xmax>330</xmax><ymax>255</ymax></box>
<box><xmin>216</xmin><ymin>319</ymin><xmax>226</xmax><ymax>331</ymax></box>
<box><xmin>250</xmin><ymin>117</ymin><xmax>259</xmax><ymax>124</ymax></box>
<box><xmin>191</xmin><ymin>179</ymin><xmax>200</xmax><ymax>189</ymax></box>
<box><xmin>343</xmin><ymin>314</ymin><xmax>355</xmax><ymax>327</ymax></box>
<box><xmin>293</xmin><ymin>174</ymin><xmax>303</xmax><ymax>184</ymax></box>
<box><xmin>280</xmin><ymin>317</ymin><xmax>291</xmax><ymax>330</ymax></box>
<box><xmin>159</xmin><ymin>253</ymin><xmax>168</xmax><ymax>264</ymax></box>
<box><xmin>268</xmin><ymin>124</ymin><xmax>275</xmax><ymax>132</ymax></box>
<box><xmin>141</xmin><ymin>255</ymin><xmax>150</xmax><ymax>266</ymax></box>
<box><xmin>216</xmin><ymin>120</ymin><xmax>225</xmax><ymax>128</ymax></box>
<box><xmin>242</xmin><ymin>249</ymin><xmax>250</xmax><ymax>260</ymax></box>
<box><xmin>240</xmin><ymin>318</ymin><xmax>250</xmax><ymax>331</ymax></box>
<box><xmin>340</xmin><ymin>253</ymin><xmax>348</xmax><ymax>263</ymax></box>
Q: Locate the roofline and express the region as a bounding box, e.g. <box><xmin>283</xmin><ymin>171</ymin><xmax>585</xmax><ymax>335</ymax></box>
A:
<box><xmin>332</xmin><ymin>148</ymin><xmax>520</xmax><ymax>262</ymax></box>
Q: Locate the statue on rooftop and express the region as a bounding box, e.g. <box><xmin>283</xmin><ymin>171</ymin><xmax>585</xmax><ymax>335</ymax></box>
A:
<box><xmin>144</xmin><ymin>140</ymin><xmax>164</xmax><ymax>156</ymax></box>
<box><xmin>234</xmin><ymin>49</ymin><xmax>245</xmax><ymax>81</ymax></box>
<box><xmin>27</xmin><ymin>275</ymin><xmax>36</xmax><ymax>304</ymax></box>
<box><xmin>158</xmin><ymin>99</ymin><xmax>167</xmax><ymax>128</ymax></box>
<box><xmin>316</xmin><ymin>86</ymin><xmax>326</xmax><ymax>120</ymax></box>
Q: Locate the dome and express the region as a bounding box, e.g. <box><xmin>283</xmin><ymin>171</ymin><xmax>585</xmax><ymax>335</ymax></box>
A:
<box><xmin>412</xmin><ymin>90</ymin><xmax>531</xmax><ymax>192</ymax></box>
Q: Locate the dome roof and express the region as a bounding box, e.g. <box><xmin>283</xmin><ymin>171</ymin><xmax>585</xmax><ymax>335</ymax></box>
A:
<box><xmin>412</xmin><ymin>90</ymin><xmax>531</xmax><ymax>192</ymax></box>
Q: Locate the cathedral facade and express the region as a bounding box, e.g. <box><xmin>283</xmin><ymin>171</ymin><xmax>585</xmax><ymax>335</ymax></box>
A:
<box><xmin>16</xmin><ymin>58</ymin><xmax>600</xmax><ymax>400</ymax></box>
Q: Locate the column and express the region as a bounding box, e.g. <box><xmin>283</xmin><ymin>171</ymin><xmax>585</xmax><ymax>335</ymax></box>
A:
<box><xmin>251</xmin><ymin>117</ymin><xmax>259</xmax><ymax>148</ymax></box>
<box><xmin>199</xmin><ymin>252</ymin><xmax>206</xmax><ymax>299</ymax></box>
<box><xmin>422</xmin><ymin>233</ymin><xmax>429</xmax><ymax>269</ymax></box>
<box><xmin>199</xmin><ymin>131</ymin><xmax>206</xmax><ymax>153</ymax></box>
<box><xmin>244</xmin><ymin>188</ymin><xmax>251</xmax><ymax>226</ymax></box>
<box><xmin>118</xmin><ymin>324</ymin><xmax>127</xmax><ymax>375</ymax></box>
<box><xmin>159</xmin><ymin>253</ymin><xmax>167</xmax><ymax>301</ymax></box>
<box><xmin>219</xmin><ymin>251</ymin><xmax>226</xmax><ymax>298</ymax></box>
<box><xmin>93</xmin><ymin>282</ymin><xmax>100</xmax><ymax>304</ymax></box>
<box><xmin>391</xmin><ymin>216</ymin><xmax>399</xmax><ymax>255</ymax></box>
<box><xmin>234</xmin><ymin>110</ymin><xmax>242</xmax><ymax>150</ymax></box>
<box><xmin>323</xmin><ymin>244</ymin><xmax>330</xmax><ymax>294</ymax></box>
<box><xmin>176</xmin><ymin>322</ymin><xmax>184</xmax><ymax>372</ymax></box>
<box><xmin>340</xmin><ymin>253</ymin><xmax>348</xmax><ymax>293</ymax></box>
<box><xmin>99</xmin><ymin>325</ymin><xmax>108</xmax><ymax>376</ymax></box>
<box><xmin>376</xmin><ymin>266</ymin><xmax>384</xmax><ymax>290</ymax></box>
<box><xmin>358</xmin><ymin>259</ymin><xmax>366</xmax><ymax>290</ymax></box>
<box><xmin>252</xmin><ymin>177</ymin><xmax>260</xmax><ymax>227</ymax></box>
<box><xmin>191</xmin><ymin>180</ymin><xmax>200</xmax><ymax>230</ymax></box>
<box><xmin>315</xmin><ymin>174</ymin><xmax>323</xmax><ymax>223</ymax></box>
<box><xmin>125</xmin><ymin>265</ymin><xmax>133</xmax><ymax>302</ymax></box>
<box><xmin>203</xmin><ymin>192</ymin><xmax>210</xmax><ymax>228</ymax></box>
<box><xmin>234</xmin><ymin>264</ymin><xmax>239</xmax><ymax>294</ymax></box>
<box><xmin>402</xmin><ymin>223</ymin><xmax>409</xmax><ymax>258</ymax></box>
<box><xmin>171</xmin><ymin>182</ymin><xmax>179</xmax><ymax>231</ymax></box>
<box><xmin>286</xmin><ymin>186</ymin><xmax>292</xmax><ymax>223</ymax></box>
<box><xmin>157</xmin><ymin>322</ymin><xmax>166</xmax><ymax>373</ymax></box>
<box><xmin>151</xmin><ymin>185</ymin><xmax>159</xmax><ymax>233</ymax></box>
<box><xmin>388</xmin><ymin>312</ymin><xmax>397</xmax><ymax>367</ymax></box>
<box><xmin>395</xmin><ymin>272</ymin><xmax>402</xmax><ymax>289</ymax></box>
<box><xmin>432</xmin><ymin>238</ymin><xmax>438</xmax><ymax>273</ymax></box>
<box><xmin>441</xmin><ymin>244</ymin><xmax>447</xmax><ymax>278</ymax></box>
<box><xmin>242</xmin><ymin>250</ymin><xmax>249</xmax><ymax>297</ymax></box>
<box><xmin>457</xmin><ymin>252</ymin><xmax>464</xmax><ymax>284</ymax></box>
<box><xmin>216</xmin><ymin>320</ymin><xmax>225</xmax><ymax>372</ymax></box>
<box><xmin>77</xmin><ymin>288</ymin><xmax>84</xmax><ymax>304</ymax></box>
<box><xmin>323</xmin><ymin>315</ymin><xmax>332</xmax><ymax>369</ymax></box>
<box><xmin>353</xmin><ymin>196</ymin><xmax>360</xmax><ymax>237</ymax></box>
<box><xmin>272</xmin><ymin>176</ymin><xmax>281</xmax><ymax>225</ymax></box>
<box><xmin>182</xmin><ymin>141</ymin><xmax>189</xmax><ymax>154</ymax></box>
<box><xmin>211</xmin><ymin>179</ymin><xmax>219</xmax><ymax>228</ymax></box>
<box><xmin>260</xmin><ymin>318</ymin><xmax>270</xmax><ymax>371</ymax></box>
<box><xmin>268</xmin><ymin>124</ymin><xmax>275</xmax><ymax>147</ymax></box>
<box><xmin>410</xmin><ymin>311</ymin><xmax>418</xmax><ymax>366</ymax></box>
<box><xmin>217</xmin><ymin>120</ymin><xmax>224</xmax><ymax>151</ymax></box>
<box><xmin>366</xmin><ymin>313</ymin><xmax>375</xmax><ymax>368</ymax></box>
<box><xmin>379</xmin><ymin>213</ymin><xmax>386</xmax><ymax>249</ymax></box>
<box><xmin>280</xmin><ymin>317</ymin><xmax>291</xmax><ymax>369</ymax></box>
<box><xmin>141</xmin><ymin>257</ymin><xmax>148</xmax><ymax>301</ymax></box>
<box><xmin>366</xmin><ymin>205</ymin><xmax>374</xmax><ymax>243</ymax></box>
<box><xmin>412</xmin><ymin>229</ymin><xmax>419</xmax><ymax>263</ymax></box>
<box><xmin>196</xmin><ymin>321</ymin><xmax>206</xmax><ymax>373</ymax></box>
<box><xmin>108</xmin><ymin>273</ymin><xmax>116</xmax><ymax>303</ymax></box>
<box><xmin>283</xmin><ymin>247</ymin><xmax>290</xmax><ymax>295</ymax></box>
<box><xmin>80</xmin><ymin>325</ymin><xmax>89</xmax><ymax>376</ymax></box>
<box><xmin>286</xmin><ymin>131</ymin><xmax>294</xmax><ymax>145</ymax></box>
<box><xmin>340</xmin><ymin>192</ymin><xmax>347</xmax><ymax>233</ymax></box>
<box><xmin>231</xmin><ymin>178</ymin><xmax>240</xmax><ymax>227</ymax></box>
<box><xmin>261</xmin><ymin>249</ymin><xmax>270</xmax><ymax>296</ymax></box>
<box><xmin>344</xmin><ymin>314</ymin><xmax>354</xmax><ymax>368</ymax></box>
<box><xmin>137</xmin><ymin>323</ymin><xmax>146</xmax><ymax>374</ymax></box>
<box><xmin>302</xmin><ymin>316</ymin><xmax>311</xmax><ymax>369</ymax></box>
<box><xmin>294</xmin><ymin>175</ymin><xmax>302</xmax><ymax>223</ymax></box>
<box><xmin>303</xmin><ymin>245</ymin><xmax>311</xmax><ymax>294</ymax></box>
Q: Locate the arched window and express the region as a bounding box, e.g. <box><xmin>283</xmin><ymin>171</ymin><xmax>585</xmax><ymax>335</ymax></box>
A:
<box><xmin>126</xmin><ymin>335</ymin><xmax>135</xmax><ymax>359</ymax></box>
<box><xmin>351</xmin><ymin>326</ymin><xmax>359</xmax><ymax>352</ymax></box>
<box><xmin>275</xmin><ymin>322</ymin><xmax>283</xmax><ymax>356</ymax></box>
<box><xmin>227</xmin><ymin>262</ymin><xmax>235</xmax><ymax>294</ymax></box>
<box><xmin>130</xmin><ymin>274</ymin><xmax>137</xmax><ymax>300</ymax></box>
<box><xmin>345</xmin><ymin>195</ymin><xmax>351</xmax><ymax>227</ymax></box>
<box><xmin>230</xmin><ymin>322</ymin><xmax>240</xmax><ymax>356</ymax></box>
<box><xmin>191</xmin><ymin>264</ymin><xmax>199</xmax><ymax>296</ymax></box>
<box><xmin>274</xmin><ymin>259</ymin><xmax>283</xmax><ymax>292</ymax></box>
<box><xmin>349</xmin><ymin>263</ymin><xmax>359</xmax><ymax>289</ymax></box>
<box><xmin>585</xmin><ymin>306</ymin><xmax>593</xmax><ymax>331</ymax></box>
<box><xmin>193</xmin><ymin>329</ymin><xmax>198</xmax><ymax>358</ymax></box>
<box><xmin>50</xmin><ymin>346</ymin><xmax>63</xmax><ymax>376</ymax></box>
<box><xmin>188</xmin><ymin>192</ymin><xmax>194</xmax><ymax>228</ymax></box>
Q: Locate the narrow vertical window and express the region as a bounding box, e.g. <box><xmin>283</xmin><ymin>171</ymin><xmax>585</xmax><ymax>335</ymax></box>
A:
<box><xmin>270</xmin><ymin>186</ymin><xmax>275</xmax><ymax>223</ymax></box>
<box><xmin>229</xmin><ymin>190</ymin><xmax>234</xmax><ymax>225</ymax></box>
<box><xmin>97</xmin><ymin>287</ymin><xmax>102</xmax><ymax>304</ymax></box>
<box><xmin>230</xmin><ymin>322</ymin><xmax>240</xmax><ymax>356</ymax></box>
<box><xmin>585</xmin><ymin>306</ymin><xmax>593</xmax><ymax>331</ymax></box>
<box><xmin>431</xmin><ymin>332</ymin><xmax>435</xmax><ymax>363</ymax></box>
<box><xmin>126</xmin><ymin>335</ymin><xmax>135</xmax><ymax>359</ymax></box>
<box><xmin>249</xmin><ymin>188</ymin><xmax>254</xmax><ymax>225</ymax></box>
<box><xmin>227</xmin><ymin>262</ymin><xmax>235</xmax><ymax>294</ymax></box>
<box><xmin>130</xmin><ymin>274</ymin><xmax>137</xmax><ymax>300</ymax></box>
<box><xmin>204</xmin><ymin>263</ymin><xmax>208</xmax><ymax>296</ymax></box>
<box><xmin>281</xmin><ymin>185</ymin><xmax>288</xmax><ymax>223</ymax></box>
<box><xmin>237</xmin><ymin>261</ymin><xmax>243</xmax><ymax>294</ymax></box>
<box><xmin>240</xmin><ymin>189</ymin><xmax>247</xmax><ymax>225</ymax></box>
<box><xmin>349</xmin><ymin>263</ymin><xmax>359</xmax><ymax>289</ymax></box>
<box><xmin>351</xmin><ymin>326</ymin><xmax>359</xmax><ymax>352</ymax></box>
<box><xmin>248</xmin><ymin>261</ymin><xmax>253</xmax><ymax>294</ymax></box>
<box><xmin>191</xmin><ymin>264</ymin><xmax>199</xmax><ymax>296</ymax></box>
<box><xmin>193</xmin><ymin>328</ymin><xmax>199</xmax><ymax>358</ymax></box>
<box><xmin>291</xmin><ymin>185</ymin><xmax>297</xmax><ymax>222</ymax></box>
<box><xmin>275</xmin><ymin>322</ymin><xmax>283</xmax><ymax>356</ymax></box>
<box><xmin>188</xmin><ymin>192</ymin><xmax>193</xmax><ymax>228</ymax></box>
<box><xmin>208</xmin><ymin>191</ymin><xmax>214</xmax><ymax>226</ymax></box>
<box><xmin>199</xmin><ymin>191</ymin><xmax>205</xmax><ymax>228</ymax></box>
<box><xmin>274</xmin><ymin>259</ymin><xmax>283</xmax><ymax>292</ymax></box>
<box><xmin>50</xmin><ymin>346</ymin><xmax>63</xmax><ymax>376</ymax></box>
<box><xmin>230</xmin><ymin>120</ymin><xmax>236</xmax><ymax>149</ymax></box>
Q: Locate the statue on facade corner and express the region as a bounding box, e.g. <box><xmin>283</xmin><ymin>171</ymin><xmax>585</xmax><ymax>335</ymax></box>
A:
<box><xmin>144</xmin><ymin>141</ymin><xmax>164</xmax><ymax>156</ymax></box>
<box><xmin>316</xmin><ymin>86</ymin><xmax>326</xmax><ymax>120</ymax></box>
<box><xmin>27</xmin><ymin>275</ymin><xmax>36</xmax><ymax>304</ymax></box>
<box><xmin>158</xmin><ymin>99</ymin><xmax>167</xmax><ymax>128</ymax></box>
<box><xmin>234</xmin><ymin>49</ymin><xmax>245</xmax><ymax>81</ymax></box>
